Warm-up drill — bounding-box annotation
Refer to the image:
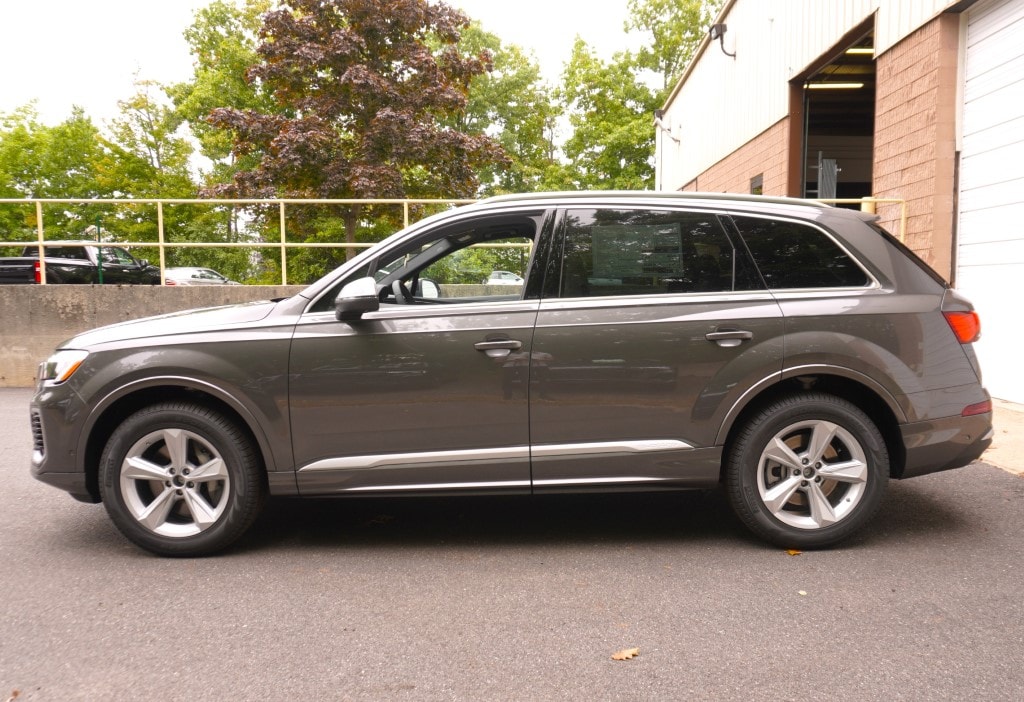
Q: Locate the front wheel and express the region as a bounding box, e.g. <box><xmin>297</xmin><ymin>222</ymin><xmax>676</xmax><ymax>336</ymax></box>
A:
<box><xmin>99</xmin><ymin>403</ymin><xmax>265</xmax><ymax>557</ymax></box>
<box><xmin>725</xmin><ymin>393</ymin><xmax>889</xmax><ymax>548</ymax></box>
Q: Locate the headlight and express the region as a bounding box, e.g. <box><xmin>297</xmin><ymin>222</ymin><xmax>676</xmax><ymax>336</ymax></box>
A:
<box><xmin>38</xmin><ymin>350</ymin><xmax>89</xmax><ymax>384</ymax></box>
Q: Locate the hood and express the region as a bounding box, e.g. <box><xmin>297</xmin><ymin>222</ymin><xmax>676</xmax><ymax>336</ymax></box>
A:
<box><xmin>62</xmin><ymin>299</ymin><xmax>282</xmax><ymax>349</ymax></box>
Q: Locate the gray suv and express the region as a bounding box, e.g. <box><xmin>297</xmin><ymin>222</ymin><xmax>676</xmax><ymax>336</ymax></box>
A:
<box><xmin>30</xmin><ymin>192</ymin><xmax>993</xmax><ymax>556</ymax></box>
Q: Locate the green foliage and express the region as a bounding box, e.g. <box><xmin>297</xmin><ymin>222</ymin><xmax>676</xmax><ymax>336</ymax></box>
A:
<box><xmin>0</xmin><ymin>104</ymin><xmax>108</xmax><ymax>241</ymax></box>
<box><xmin>167</xmin><ymin>0</ymin><xmax>274</xmax><ymax>178</ymax></box>
<box><xmin>456</xmin><ymin>24</ymin><xmax>560</xmax><ymax>195</ymax></box>
<box><xmin>627</xmin><ymin>0</ymin><xmax>721</xmax><ymax>92</ymax></box>
<box><xmin>553</xmin><ymin>39</ymin><xmax>661</xmax><ymax>190</ymax></box>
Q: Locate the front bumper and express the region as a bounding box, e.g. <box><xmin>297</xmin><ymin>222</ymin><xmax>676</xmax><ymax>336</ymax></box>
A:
<box><xmin>30</xmin><ymin>382</ymin><xmax>99</xmax><ymax>503</ymax></box>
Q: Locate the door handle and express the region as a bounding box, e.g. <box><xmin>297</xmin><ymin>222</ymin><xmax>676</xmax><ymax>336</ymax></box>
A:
<box><xmin>474</xmin><ymin>339</ymin><xmax>522</xmax><ymax>359</ymax></box>
<box><xmin>705</xmin><ymin>329</ymin><xmax>752</xmax><ymax>348</ymax></box>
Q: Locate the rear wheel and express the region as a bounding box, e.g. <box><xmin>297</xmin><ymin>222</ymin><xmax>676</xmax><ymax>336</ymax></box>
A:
<box><xmin>99</xmin><ymin>403</ymin><xmax>265</xmax><ymax>556</ymax></box>
<box><xmin>725</xmin><ymin>393</ymin><xmax>888</xmax><ymax>548</ymax></box>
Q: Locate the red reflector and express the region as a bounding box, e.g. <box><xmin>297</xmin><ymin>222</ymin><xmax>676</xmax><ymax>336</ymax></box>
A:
<box><xmin>34</xmin><ymin>260</ymin><xmax>41</xmax><ymax>284</ymax></box>
<box><xmin>943</xmin><ymin>310</ymin><xmax>981</xmax><ymax>344</ymax></box>
<box><xmin>962</xmin><ymin>400</ymin><xmax>992</xmax><ymax>417</ymax></box>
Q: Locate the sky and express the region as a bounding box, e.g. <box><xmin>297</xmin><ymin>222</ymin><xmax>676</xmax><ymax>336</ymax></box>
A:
<box><xmin>1</xmin><ymin>0</ymin><xmax>639</xmax><ymax>126</ymax></box>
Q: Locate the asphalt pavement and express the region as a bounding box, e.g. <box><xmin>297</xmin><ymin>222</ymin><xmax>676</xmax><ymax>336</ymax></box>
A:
<box><xmin>2</xmin><ymin>387</ymin><xmax>1022</xmax><ymax>701</ymax></box>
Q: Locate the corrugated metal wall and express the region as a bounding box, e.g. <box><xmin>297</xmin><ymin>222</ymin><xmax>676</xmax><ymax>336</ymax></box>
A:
<box><xmin>956</xmin><ymin>0</ymin><xmax>1024</xmax><ymax>403</ymax></box>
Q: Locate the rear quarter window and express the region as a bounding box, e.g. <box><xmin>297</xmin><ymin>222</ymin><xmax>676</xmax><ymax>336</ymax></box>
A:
<box><xmin>732</xmin><ymin>216</ymin><xmax>870</xmax><ymax>289</ymax></box>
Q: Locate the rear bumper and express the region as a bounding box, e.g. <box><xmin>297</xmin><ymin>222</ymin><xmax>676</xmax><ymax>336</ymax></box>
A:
<box><xmin>898</xmin><ymin>412</ymin><xmax>994</xmax><ymax>479</ymax></box>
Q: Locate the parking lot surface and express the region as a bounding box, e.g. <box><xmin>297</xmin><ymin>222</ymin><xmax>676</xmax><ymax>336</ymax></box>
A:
<box><xmin>2</xmin><ymin>387</ymin><xmax>1022</xmax><ymax>700</ymax></box>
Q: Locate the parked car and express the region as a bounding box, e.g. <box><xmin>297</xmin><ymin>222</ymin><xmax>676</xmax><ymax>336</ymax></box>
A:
<box><xmin>29</xmin><ymin>192</ymin><xmax>993</xmax><ymax>556</ymax></box>
<box><xmin>163</xmin><ymin>267</ymin><xmax>240</xmax><ymax>286</ymax></box>
<box><xmin>486</xmin><ymin>270</ymin><xmax>524</xmax><ymax>285</ymax></box>
<box><xmin>0</xmin><ymin>242</ymin><xmax>160</xmax><ymax>284</ymax></box>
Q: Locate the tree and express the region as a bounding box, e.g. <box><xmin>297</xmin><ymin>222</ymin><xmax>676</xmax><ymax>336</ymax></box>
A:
<box><xmin>627</xmin><ymin>0</ymin><xmax>722</xmax><ymax>92</ymax></box>
<box><xmin>555</xmin><ymin>39</ymin><xmax>661</xmax><ymax>190</ymax></box>
<box><xmin>168</xmin><ymin>0</ymin><xmax>275</xmax><ymax>185</ymax></box>
<box><xmin>204</xmin><ymin>0</ymin><xmax>506</xmax><ymax>281</ymax></box>
<box><xmin>0</xmin><ymin>104</ymin><xmax>108</xmax><ymax>244</ymax></box>
<box><xmin>455</xmin><ymin>24</ymin><xmax>560</xmax><ymax>195</ymax></box>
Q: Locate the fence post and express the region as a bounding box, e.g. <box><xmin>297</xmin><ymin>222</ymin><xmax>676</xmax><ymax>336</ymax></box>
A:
<box><xmin>279</xmin><ymin>201</ymin><xmax>288</xmax><ymax>285</ymax></box>
<box><xmin>35</xmin><ymin>201</ymin><xmax>46</xmax><ymax>285</ymax></box>
<box><xmin>157</xmin><ymin>202</ymin><xmax>166</xmax><ymax>285</ymax></box>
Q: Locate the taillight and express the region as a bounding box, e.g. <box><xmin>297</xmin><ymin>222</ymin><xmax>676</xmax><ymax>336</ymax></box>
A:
<box><xmin>962</xmin><ymin>400</ymin><xmax>992</xmax><ymax>417</ymax></box>
<box><xmin>164</xmin><ymin>279</ymin><xmax>176</xmax><ymax>286</ymax></box>
<box><xmin>34</xmin><ymin>260</ymin><xmax>41</xmax><ymax>284</ymax></box>
<box><xmin>943</xmin><ymin>310</ymin><xmax>981</xmax><ymax>344</ymax></box>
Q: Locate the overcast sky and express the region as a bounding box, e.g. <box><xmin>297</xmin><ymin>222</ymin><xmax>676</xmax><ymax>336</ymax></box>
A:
<box><xmin>1</xmin><ymin>0</ymin><xmax>638</xmax><ymax>126</ymax></box>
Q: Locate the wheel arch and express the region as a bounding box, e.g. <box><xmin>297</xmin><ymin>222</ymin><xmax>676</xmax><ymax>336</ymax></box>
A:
<box><xmin>717</xmin><ymin>369</ymin><xmax>907</xmax><ymax>481</ymax></box>
<box><xmin>80</xmin><ymin>379</ymin><xmax>278</xmax><ymax>502</ymax></box>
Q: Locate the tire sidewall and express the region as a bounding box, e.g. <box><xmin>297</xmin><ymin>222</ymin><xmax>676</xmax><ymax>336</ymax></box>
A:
<box><xmin>726</xmin><ymin>394</ymin><xmax>889</xmax><ymax>548</ymax></box>
<box><xmin>99</xmin><ymin>403</ymin><xmax>261</xmax><ymax>557</ymax></box>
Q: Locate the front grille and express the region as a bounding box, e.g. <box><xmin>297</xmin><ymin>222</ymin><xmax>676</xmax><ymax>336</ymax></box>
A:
<box><xmin>31</xmin><ymin>412</ymin><xmax>45</xmax><ymax>457</ymax></box>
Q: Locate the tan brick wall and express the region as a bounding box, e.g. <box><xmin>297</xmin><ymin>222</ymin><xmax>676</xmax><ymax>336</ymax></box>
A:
<box><xmin>681</xmin><ymin>119</ymin><xmax>790</xmax><ymax>195</ymax></box>
<box><xmin>874</xmin><ymin>14</ymin><xmax>960</xmax><ymax>278</ymax></box>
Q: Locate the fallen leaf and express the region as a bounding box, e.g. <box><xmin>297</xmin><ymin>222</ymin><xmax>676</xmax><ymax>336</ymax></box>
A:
<box><xmin>611</xmin><ymin>647</ymin><xmax>640</xmax><ymax>661</ymax></box>
<box><xmin>786</xmin><ymin>549</ymin><xmax>802</xmax><ymax>556</ymax></box>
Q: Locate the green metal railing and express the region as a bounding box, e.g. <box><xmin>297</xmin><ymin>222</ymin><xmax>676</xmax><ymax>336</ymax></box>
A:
<box><xmin>0</xmin><ymin>197</ymin><xmax>474</xmax><ymax>285</ymax></box>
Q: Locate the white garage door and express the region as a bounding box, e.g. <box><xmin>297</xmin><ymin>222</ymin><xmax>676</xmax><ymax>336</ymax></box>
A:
<box><xmin>957</xmin><ymin>0</ymin><xmax>1024</xmax><ymax>403</ymax></box>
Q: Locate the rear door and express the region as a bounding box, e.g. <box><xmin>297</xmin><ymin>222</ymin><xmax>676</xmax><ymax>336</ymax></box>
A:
<box><xmin>529</xmin><ymin>206</ymin><xmax>785</xmax><ymax>490</ymax></box>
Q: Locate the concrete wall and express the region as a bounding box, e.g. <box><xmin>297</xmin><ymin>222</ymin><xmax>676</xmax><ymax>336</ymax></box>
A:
<box><xmin>1</xmin><ymin>285</ymin><xmax>304</xmax><ymax>387</ymax></box>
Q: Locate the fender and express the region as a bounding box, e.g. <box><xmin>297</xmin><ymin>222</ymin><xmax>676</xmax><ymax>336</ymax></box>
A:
<box><xmin>714</xmin><ymin>363</ymin><xmax>907</xmax><ymax>446</ymax></box>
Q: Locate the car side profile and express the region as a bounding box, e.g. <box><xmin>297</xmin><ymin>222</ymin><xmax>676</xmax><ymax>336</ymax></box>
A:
<box><xmin>30</xmin><ymin>192</ymin><xmax>993</xmax><ymax>556</ymax></box>
<box><xmin>163</xmin><ymin>267</ymin><xmax>240</xmax><ymax>286</ymax></box>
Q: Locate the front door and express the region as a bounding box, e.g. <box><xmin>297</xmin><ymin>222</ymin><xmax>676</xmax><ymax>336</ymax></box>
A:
<box><xmin>289</xmin><ymin>211</ymin><xmax>545</xmax><ymax>495</ymax></box>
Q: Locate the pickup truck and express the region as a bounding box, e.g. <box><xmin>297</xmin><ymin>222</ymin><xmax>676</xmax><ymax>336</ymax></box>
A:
<box><xmin>0</xmin><ymin>243</ymin><xmax>160</xmax><ymax>284</ymax></box>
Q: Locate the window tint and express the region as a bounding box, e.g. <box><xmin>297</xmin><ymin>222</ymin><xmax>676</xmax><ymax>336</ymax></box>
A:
<box><xmin>732</xmin><ymin>216</ymin><xmax>869</xmax><ymax>289</ymax></box>
<box><xmin>559</xmin><ymin>208</ymin><xmax>763</xmax><ymax>298</ymax></box>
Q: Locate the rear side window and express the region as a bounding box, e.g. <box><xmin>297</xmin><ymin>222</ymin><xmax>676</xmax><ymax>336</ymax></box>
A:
<box><xmin>732</xmin><ymin>216</ymin><xmax>870</xmax><ymax>289</ymax></box>
<box><xmin>559</xmin><ymin>208</ymin><xmax>764</xmax><ymax>298</ymax></box>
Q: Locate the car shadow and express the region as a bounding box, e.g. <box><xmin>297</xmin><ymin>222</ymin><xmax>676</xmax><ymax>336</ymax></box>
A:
<box><xmin>239</xmin><ymin>489</ymin><xmax>746</xmax><ymax>553</ymax></box>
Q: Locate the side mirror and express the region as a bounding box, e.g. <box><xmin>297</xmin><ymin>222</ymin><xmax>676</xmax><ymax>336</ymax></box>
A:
<box><xmin>335</xmin><ymin>276</ymin><xmax>380</xmax><ymax>322</ymax></box>
<box><xmin>138</xmin><ymin>259</ymin><xmax>150</xmax><ymax>268</ymax></box>
<box><xmin>415</xmin><ymin>279</ymin><xmax>440</xmax><ymax>299</ymax></box>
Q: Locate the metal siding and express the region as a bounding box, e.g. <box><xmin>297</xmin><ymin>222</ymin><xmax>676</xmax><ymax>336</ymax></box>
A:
<box><xmin>957</xmin><ymin>0</ymin><xmax>1024</xmax><ymax>403</ymax></box>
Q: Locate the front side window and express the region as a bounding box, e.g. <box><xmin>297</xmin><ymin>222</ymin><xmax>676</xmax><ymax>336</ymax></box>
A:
<box><xmin>732</xmin><ymin>216</ymin><xmax>870</xmax><ymax>289</ymax></box>
<box><xmin>310</xmin><ymin>213</ymin><xmax>541</xmax><ymax>312</ymax></box>
<box><xmin>558</xmin><ymin>208</ymin><xmax>763</xmax><ymax>298</ymax></box>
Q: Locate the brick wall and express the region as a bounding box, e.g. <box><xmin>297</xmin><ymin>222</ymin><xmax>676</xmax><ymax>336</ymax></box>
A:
<box><xmin>681</xmin><ymin>119</ymin><xmax>790</xmax><ymax>195</ymax></box>
<box><xmin>874</xmin><ymin>14</ymin><xmax>960</xmax><ymax>278</ymax></box>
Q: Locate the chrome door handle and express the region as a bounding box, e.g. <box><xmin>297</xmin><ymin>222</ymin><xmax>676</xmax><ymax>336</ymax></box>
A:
<box><xmin>474</xmin><ymin>339</ymin><xmax>522</xmax><ymax>359</ymax></box>
<box><xmin>705</xmin><ymin>330</ymin><xmax>752</xmax><ymax>348</ymax></box>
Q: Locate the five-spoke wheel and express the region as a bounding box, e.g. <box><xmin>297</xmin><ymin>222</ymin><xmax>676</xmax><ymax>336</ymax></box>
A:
<box><xmin>726</xmin><ymin>393</ymin><xmax>888</xmax><ymax>548</ymax></box>
<box><xmin>100</xmin><ymin>403</ymin><xmax>265</xmax><ymax>556</ymax></box>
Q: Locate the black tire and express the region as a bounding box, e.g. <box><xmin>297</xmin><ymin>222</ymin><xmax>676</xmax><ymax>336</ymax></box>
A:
<box><xmin>99</xmin><ymin>402</ymin><xmax>265</xmax><ymax>557</ymax></box>
<box><xmin>725</xmin><ymin>393</ymin><xmax>888</xmax><ymax>549</ymax></box>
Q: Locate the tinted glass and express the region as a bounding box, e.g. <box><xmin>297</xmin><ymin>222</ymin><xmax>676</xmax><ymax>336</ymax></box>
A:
<box><xmin>733</xmin><ymin>216</ymin><xmax>870</xmax><ymax>289</ymax></box>
<box><xmin>559</xmin><ymin>208</ymin><xmax>763</xmax><ymax>298</ymax></box>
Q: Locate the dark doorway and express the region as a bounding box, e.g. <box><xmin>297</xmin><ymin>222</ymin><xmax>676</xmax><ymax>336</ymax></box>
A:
<box><xmin>801</xmin><ymin>31</ymin><xmax>876</xmax><ymax>202</ymax></box>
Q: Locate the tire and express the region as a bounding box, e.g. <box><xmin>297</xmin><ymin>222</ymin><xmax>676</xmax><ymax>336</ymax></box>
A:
<box><xmin>99</xmin><ymin>402</ymin><xmax>265</xmax><ymax>557</ymax></box>
<box><xmin>725</xmin><ymin>393</ymin><xmax>888</xmax><ymax>549</ymax></box>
